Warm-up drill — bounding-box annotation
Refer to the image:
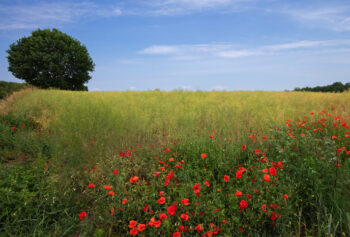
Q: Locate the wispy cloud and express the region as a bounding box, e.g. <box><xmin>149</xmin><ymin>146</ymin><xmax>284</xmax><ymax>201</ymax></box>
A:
<box><xmin>285</xmin><ymin>7</ymin><xmax>350</xmax><ymax>31</ymax></box>
<box><xmin>140</xmin><ymin>39</ymin><xmax>350</xmax><ymax>60</ymax></box>
<box><xmin>0</xmin><ymin>2</ymin><xmax>122</xmax><ymax>30</ymax></box>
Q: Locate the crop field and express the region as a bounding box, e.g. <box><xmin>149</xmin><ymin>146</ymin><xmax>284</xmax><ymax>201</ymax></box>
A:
<box><xmin>1</xmin><ymin>89</ymin><xmax>350</xmax><ymax>236</ymax></box>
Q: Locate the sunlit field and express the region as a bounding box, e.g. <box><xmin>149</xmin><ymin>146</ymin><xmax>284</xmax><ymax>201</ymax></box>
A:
<box><xmin>1</xmin><ymin>89</ymin><xmax>350</xmax><ymax>236</ymax></box>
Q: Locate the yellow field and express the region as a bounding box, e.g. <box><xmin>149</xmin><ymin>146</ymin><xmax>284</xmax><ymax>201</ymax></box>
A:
<box><xmin>5</xmin><ymin>89</ymin><xmax>350</xmax><ymax>164</ymax></box>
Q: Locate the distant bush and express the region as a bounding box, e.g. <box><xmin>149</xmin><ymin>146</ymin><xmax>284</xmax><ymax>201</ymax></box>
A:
<box><xmin>294</xmin><ymin>82</ymin><xmax>350</xmax><ymax>92</ymax></box>
<box><xmin>0</xmin><ymin>81</ymin><xmax>28</xmax><ymax>99</ymax></box>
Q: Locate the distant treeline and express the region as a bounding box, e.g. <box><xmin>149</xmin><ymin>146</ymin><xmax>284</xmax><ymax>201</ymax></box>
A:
<box><xmin>294</xmin><ymin>82</ymin><xmax>350</xmax><ymax>92</ymax></box>
<box><xmin>0</xmin><ymin>81</ymin><xmax>29</xmax><ymax>99</ymax></box>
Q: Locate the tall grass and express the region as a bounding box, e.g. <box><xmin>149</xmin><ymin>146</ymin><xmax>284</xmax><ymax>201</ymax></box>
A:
<box><xmin>8</xmin><ymin>89</ymin><xmax>350</xmax><ymax>166</ymax></box>
<box><xmin>2</xmin><ymin>89</ymin><xmax>350</xmax><ymax>236</ymax></box>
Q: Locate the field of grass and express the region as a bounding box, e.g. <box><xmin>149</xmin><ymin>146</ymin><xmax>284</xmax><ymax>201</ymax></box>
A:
<box><xmin>1</xmin><ymin>89</ymin><xmax>350</xmax><ymax>236</ymax></box>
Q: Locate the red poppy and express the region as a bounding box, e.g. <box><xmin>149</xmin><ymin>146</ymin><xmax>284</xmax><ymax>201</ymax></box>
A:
<box><xmin>129</xmin><ymin>220</ymin><xmax>137</xmax><ymax>228</ymax></box>
<box><xmin>240</xmin><ymin>200</ymin><xmax>248</xmax><ymax>211</ymax></box>
<box><xmin>113</xmin><ymin>169</ymin><xmax>118</xmax><ymax>174</ymax></box>
<box><xmin>283</xmin><ymin>194</ymin><xmax>289</xmax><ymax>200</ymax></box>
<box><xmin>137</xmin><ymin>224</ymin><xmax>146</xmax><ymax>232</ymax></box>
<box><xmin>88</xmin><ymin>183</ymin><xmax>95</xmax><ymax>188</ymax></box>
<box><xmin>79</xmin><ymin>211</ymin><xmax>87</xmax><ymax>220</ymax></box>
<box><xmin>105</xmin><ymin>185</ymin><xmax>112</xmax><ymax>190</ymax></box>
<box><xmin>224</xmin><ymin>175</ymin><xmax>229</xmax><ymax>182</ymax></box>
<box><xmin>241</xmin><ymin>144</ymin><xmax>247</xmax><ymax>150</ymax></box>
<box><xmin>181</xmin><ymin>199</ymin><xmax>190</xmax><ymax>205</ymax></box>
<box><xmin>167</xmin><ymin>203</ymin><xmax>177</xmax><ymax>216</ymax></box>
<box><xmin>130</xmin><ymin>176</ymin><xmax>139</xmax><ymax>184</ymax></box>
<box><xmin>108</xmin><ymin>191</ymin><xmax>114</xmax><ymax>196</ymax></box>
<box><xmin>263</xmin><ymin>174</ymin><xmax>270</xmax><ymax>182</ymax></box>
<box><xmin>212</xmin><ymin>130</ymin><xmax>217</xmax><ymax>133</ymax></box>
<box><xmin>201</xmin><ymin>153</ymin><xmax>207</xmax><ymax>159</ymax></box>
<box><xmin>173</xmin><ymin>232</ymin><xmax>181</xmax><ymax>237</ymax></box>
<box><xmin>195</xmin><ymin>224</ymin><xmax>204</xmax><ymax>231</ymax></box>
<box><xmin>204</xmin><ymin>180</ymin><xmax>210</xmax><ymax>187</ymax></box>
<box><xmin>261</xmin><ymin>204</ymin><xmax>267</xmax><ymax>213</ymax></box>
<box><xmin>180</xmin><ymin>213</ymin><xmax>189</xmax><ymax>221</ymax></box>
<box><xmin>122</xmin><ymin>198</ymin><xmax>127</xmax><ymax>204</ymax></box>
<box><xmin>159</xmin><ymin>213</ymin><xmax>167</xmax><ymax>221</ymax></box>
<box><xmin>129</xmin><ymin>228</ymin><xmax>138</xmax><ymax>236</ymax></box>
<box><xmin>269</xmin><ymin>167</ymin><xmax>277</xmax><ymax>176</ymax></box>
<box><xmin>236</xmin><ymin>170</ymin><xmax>243</xmax><ymax>179</ymax></box>
<box><xmin>193</xmin><ymin>184</ymin><xmax>200</xmax><ymax>197</ymax></box>
<box><xmin>209</xmin><ymin>135</ymin><xmax>213</xmax><ymax>139</ymax></box>
<box><xmin>119</xmin><ymin>152</ymin><xmax>125</xmax><ymax>157</ymax></box>
<box><xmin>270</xmin><ymin>211</ymin><xmax>277</xmax><ymax>220</ymax></box>
<box><xmin>234</xmin><ymin>191</ymin><xmax>242</xmax><ymax>197</ymax></box>
<box><xmin>157</xmin><ymin>197</ymin><xmax>166</xmax><ymax>204</ymax></box>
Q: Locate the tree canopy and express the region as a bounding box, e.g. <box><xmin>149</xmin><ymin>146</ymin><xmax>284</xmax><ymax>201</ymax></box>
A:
<box><xmin>7</xmin><ymin>28</ymin><xmax>94</xmax><ymax>91</ymax></box>
<box><xmin>294</xmin><ymin>82</ymin><xmax>350</xmax><ymax>93</ymax></box>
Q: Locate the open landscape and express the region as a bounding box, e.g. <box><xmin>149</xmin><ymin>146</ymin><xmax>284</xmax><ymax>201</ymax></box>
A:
<box><xmin>1</xmin><ymin>88</ymin><xmax>350</xmax><ymax>236</ymax></box>
<box><xmin>1</xmin><ymin>0</ymin><xmax>350</xmax><ymax>236</ymax></box>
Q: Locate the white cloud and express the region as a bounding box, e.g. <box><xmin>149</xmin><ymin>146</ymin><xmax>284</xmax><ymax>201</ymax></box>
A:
<box><xmin>285</xmin><ymin>7</ymin><xmax>350</xmax><ymax>31</ymax></box>
<box><xmin>140</xmin><ymin>46</ymin><xmax>179</xmax><ymax>55</ymax></box>
<box><xmin>0</xmin><ymin>2</ymin><xmax>123</xmax><ymax>30</ymax></box>
<box><xmin>140</xmin><ymin>39</ymin><xmax>350</xmax><ymax>60</ymax></box>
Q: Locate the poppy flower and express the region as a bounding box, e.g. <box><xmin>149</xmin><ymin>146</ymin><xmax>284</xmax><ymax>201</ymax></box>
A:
<box><xmin>180</xmin><ymin>213</ymin><xmax>189</xmax><ymax>221</ymax></box>
<box><xmin>129</xmin><ymin>220</ymin><xmax>137</xmax><ymax>228</ymax></box>
<box><xmin>129</xmin><ymin>228</ymin><xmax>138</xmax><ymax>236</ymax></box>
<box><xmin>109</xmin><ymin>191</ymin><xmax>114</xmax><ymax>196</ymax></box>
<box><xmin>270</xmin><ymin>211</ymin><xmax>277</xmax><ymax>220</ymax></box>
<box><xmin>241</xmin><ymin>144</ymin><xmax>247</xmax><ymax>150</ymax></box>
<box><xmin>212</xmin><ymin>130</ymin><xmax>217</xmax><ymax>133</ymax></box>
<box><xmin>181</xmin><ymin>199</ymin><xmax>190</xmax><ymax>205</ymax></box>
<box><xmin>122</xmin><ymin>198</ymin><xmax>128</xmax><ymax>204</ymax></box>
<box><xmin>195</xmin><ymin>224</ymin><xmax>204</xmax><ymax>231</ymax></box>
<box><xmin>193</xmin><ymin>184</ymin><xmax>200</xmax><ymax>197</ymax></box>
<box><xmin>201</xmin><ymin>153</ymin><xmax>207</xmax><ymax>159</ymax></box>
<box><xmin>173</xmin><ymin>232</ymin><xmax>181</xmax><ymax>237</ymax></box>
<box><xmin>269</xmin><ymin>167</ymin><xmax>277</xmax><ymax>176</ymax></box>
<box><xmin>119</xmin><ymin>152</ymin><xmax>125</xmax><ymax>157</ymax></box>
<box><xmin>263</xmin><ymin>174</ymin><xmax>270</xmax><ymax>182</ymax></box>
<box><xmin>240</xmin><ymin>200</ymin><xmax>248</xmax><ymax>211</ymax></box>
<box><xmin>105</xmin><ymin>185</ymin><xmax>112</xmax><ymax>190</ymax></box>
<box><xmin>88</xmin><ymin>183</ymin><xmax>95</xmax><ymax>188</ymax></box>
<box><xmin>167</xmin><ymin>203</ymin><xmax>177</xmax><ymax>216</ymax></box>
<box><xmin>283</xmin><ymin>194</ymin><xmax>289</xmax><ymax>200</ymax></box>
<box><xmin>113</xmin><ymin>169</ymin><xmax>118</xmax><ymax>174</ymax></box>
<box><xmin>159</xmin><ymin>213</ymin><xmax>167</xmax><ymax>221</ymax></box>
<box><xmin>79</xmin><ymin>211</ymin><xmax>87</xmax><ymax>220</ymax></box>
<box><xmin>236</xmin><ymin>170</ymin><xmax>243</xmax><ymax>179</ymax></box>
<box><xmin>209</xmin><ymin>135</ymin><xmax>213</xmax><ymax>139</ymax></box>
<box><xmin>261</xmin><ymin>204</ymin><xmax>267</xmax><ymax>213</ymax></box>
<box><xmin>204</xmin><ymin>180</ymin><xmax>210</xmax><ymax>187</ymax></box>
<box><xmin>159</xmin><ymin>191</ymin><xmax>165</xmax><ymax>196</ymax></box>
<box><xmin>157</xmin><ymin>197</ymin><xmax>166</xmax><ymax>204</ymax></box>
<box><xmin>130</xmin><ymin>176</ymin><xmax>139</xmax><ymax>184</ymax></box>
<box><xmin>224</xmin><ymin>175</ymin><xmax>229</xmax><ymax>182</ymax></box>
<box><xmin>137</xmin><ymin>224</ymin><xmax>146</xmax><ymax>232</ymax></box>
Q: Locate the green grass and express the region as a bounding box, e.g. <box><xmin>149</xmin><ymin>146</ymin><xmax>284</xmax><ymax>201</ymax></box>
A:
<box><xmin>0</xmin><ymin>81</ymin><xmax>29</xmax><ymax>100</ymax></box>
<box><xmin>1</xmin><ymin>89</ymin><xmax>350</xmax><ymax>236</ymax></box>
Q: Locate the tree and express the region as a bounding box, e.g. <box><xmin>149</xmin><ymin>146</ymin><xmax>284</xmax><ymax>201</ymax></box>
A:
<box><xmin>7</xmin><ymin>28</ymin><xmax>94</xmax><ymax>91</ymax></box>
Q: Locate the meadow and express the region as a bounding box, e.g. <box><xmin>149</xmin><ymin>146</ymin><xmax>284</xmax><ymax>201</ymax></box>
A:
<box><xmin>1</xmin><ymin>89</ymin><xmax>350</xmax><ymax>236</ymax></box>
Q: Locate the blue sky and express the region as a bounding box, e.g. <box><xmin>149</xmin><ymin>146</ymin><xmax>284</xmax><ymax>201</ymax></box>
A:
<box><xmin>0</xmin><ymin>0</ymin><xmax>350</xmax><ymax>91</ymax></box>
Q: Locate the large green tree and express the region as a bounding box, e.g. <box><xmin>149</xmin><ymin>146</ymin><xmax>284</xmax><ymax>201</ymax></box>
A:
<box><xmin>7</xmin><ymin>28</ymin><xmax>94</xmax><ymax>91</ymax></box>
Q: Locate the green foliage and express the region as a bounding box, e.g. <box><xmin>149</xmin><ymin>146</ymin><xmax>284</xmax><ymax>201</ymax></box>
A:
<box><xmin>0</xmin><ymin>159</ymin><xmax>80</xmax><ymax>236</ymax></box>
<box><xmin>295</xmin><ymin>82</ymin><xmax>350</xmax><ymax>92</ymax></box>
<box><xmin>0</xmin><ymin>81</ymin><xmax>28</xmax><ymax>99</ymax></box>
<box><xmin>1</xmin><ymin>90</ymin><xmax>350</xmax><ymax>236</ymax></box>
<box><xmin>6</xmin><ymin>28</ymin><xmax>94</xmax><ymax>91</ymax></box>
